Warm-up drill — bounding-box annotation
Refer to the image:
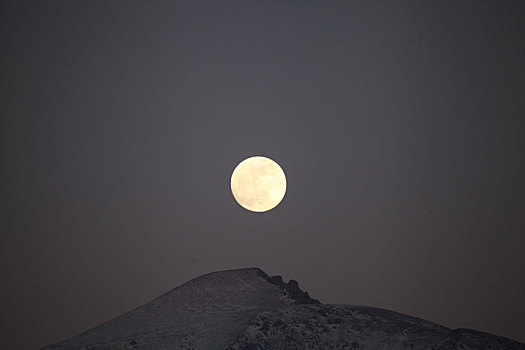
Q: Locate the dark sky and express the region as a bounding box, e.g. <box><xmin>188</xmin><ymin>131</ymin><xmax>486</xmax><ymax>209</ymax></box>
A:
<box><xmin>1</xmin><ymin>1</ymin><xmax>524</xmax><ymax>349</ymax></box>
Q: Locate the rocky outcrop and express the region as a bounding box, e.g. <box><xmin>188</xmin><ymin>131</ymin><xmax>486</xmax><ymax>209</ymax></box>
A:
<box><xmin>256</xmin><ymin>269</ymin><xmax>320</xmax><ymax>305</ymax></box>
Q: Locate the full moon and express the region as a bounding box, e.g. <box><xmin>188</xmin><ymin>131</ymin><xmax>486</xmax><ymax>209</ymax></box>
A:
<box><xmin>230</xmin><ymin>156</ymin><xmax>287</xmax><ymax>212</ymax></box>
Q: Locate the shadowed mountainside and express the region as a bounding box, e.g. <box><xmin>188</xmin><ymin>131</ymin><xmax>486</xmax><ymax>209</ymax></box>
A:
<box><xmin>42</xmin><ymin>268</ymin><xmax>525</xmax><ymax>350</ymax></box>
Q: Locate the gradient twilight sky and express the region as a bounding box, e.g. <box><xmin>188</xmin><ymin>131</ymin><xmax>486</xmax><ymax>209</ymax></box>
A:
<box><xmin>1</xmin><ymin>1</ymin><xmax>524</xmax><ymax>349</ymax></box>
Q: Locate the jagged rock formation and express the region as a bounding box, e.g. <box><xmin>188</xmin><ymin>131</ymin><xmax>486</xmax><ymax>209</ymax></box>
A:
<box><xmin>257</xmin><ymin>270</ymin><xmax>320</xmax><ymax>305</ymax></box>
<box><xmin>42</xmin><ymin>268</ymin><xmax>525</xmax><ymax>350</ymax></box>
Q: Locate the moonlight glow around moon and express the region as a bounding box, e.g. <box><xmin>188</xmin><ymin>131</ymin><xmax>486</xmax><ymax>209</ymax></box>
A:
<box><xmin>230</xmin><ymin>156</ymin><xmax>287</xmax><ymax>212</ymax></box>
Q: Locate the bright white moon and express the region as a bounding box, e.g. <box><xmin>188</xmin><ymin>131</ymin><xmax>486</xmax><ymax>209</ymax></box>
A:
<box><xmin>230</xmin><ymin>156</ymin><xmax>287</xmax><ymax>212</ymax></box>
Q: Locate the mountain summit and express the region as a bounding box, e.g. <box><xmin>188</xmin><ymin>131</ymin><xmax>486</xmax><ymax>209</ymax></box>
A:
<box><xmin>42</xmin><ymin>268</ymin><xmax>524</xmax><ymax>350</ymax></box>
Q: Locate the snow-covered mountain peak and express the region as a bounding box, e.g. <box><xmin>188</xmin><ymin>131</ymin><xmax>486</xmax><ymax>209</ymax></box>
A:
<box><xmin>157</xmin><ymin>267</ymin><xmax>319</xmax><ymax>309</ymax></box>
<box><xmin>41</xmin><ymin>268</ymin><xmax>525</xmax><ymax>350</ymax></box>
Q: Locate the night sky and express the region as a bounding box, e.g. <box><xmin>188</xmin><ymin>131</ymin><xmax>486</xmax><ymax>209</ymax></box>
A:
<box><xmin>1</xmin><ymin>1</ymin><xmax>525</xmax><ymax>349</ymax></box>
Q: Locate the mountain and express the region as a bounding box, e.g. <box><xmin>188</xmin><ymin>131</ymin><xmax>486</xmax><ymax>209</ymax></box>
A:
<box><xmin>42</xmin><ymin>268</ymin><xmax>524</xmax><ymax>350</ymax></box>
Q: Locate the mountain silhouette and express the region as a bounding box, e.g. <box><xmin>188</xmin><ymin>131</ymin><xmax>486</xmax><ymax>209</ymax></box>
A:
<box><xmin>42</xmin><ymin>268</ymin><xmax>524</xmax><ymax>350</ymax></box>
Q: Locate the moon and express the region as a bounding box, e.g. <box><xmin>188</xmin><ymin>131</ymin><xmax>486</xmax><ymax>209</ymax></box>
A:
<box><xmin>230</xmin><ymin>156</ymin><xmax>287</xmax><ymax>212</ymax></box>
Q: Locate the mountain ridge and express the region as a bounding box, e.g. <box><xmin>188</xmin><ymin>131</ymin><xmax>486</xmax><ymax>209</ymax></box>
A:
<box><xmin>42</xmin><ymin>267</ymin><xmax>525</xmax><ymax>350</ymax></box>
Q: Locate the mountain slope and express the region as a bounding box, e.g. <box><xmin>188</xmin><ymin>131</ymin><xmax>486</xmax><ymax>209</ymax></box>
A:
<box><xmin>42</xmin><ymin>268</ymin><xmax>524</xmax><ymax>350</ymax></box>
